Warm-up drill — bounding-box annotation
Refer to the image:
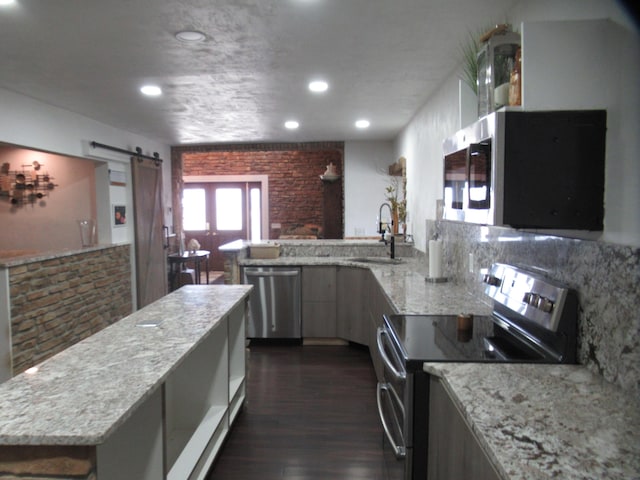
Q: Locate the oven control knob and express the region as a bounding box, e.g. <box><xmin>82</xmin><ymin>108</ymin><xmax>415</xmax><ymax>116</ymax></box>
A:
<box><xmin>483</xmin><ymin>274</ymin><xmax>501</xmax><ymax>287</ymax></box>
<box><xmin>538</xmin><ymin>296</ymin><xmax>555</xmax><ymax>313</ymax></box>
<box><xmin>525</xmin><ymin>292</ymin><xmax>540</xmax><ymax>307</ymax></box>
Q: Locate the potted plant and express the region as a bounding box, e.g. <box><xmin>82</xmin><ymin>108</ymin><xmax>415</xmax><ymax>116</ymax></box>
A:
<box><xmin>385</xmin><ymin>175</ymin><xmax>407</xmax><ymax>236</ymax></box>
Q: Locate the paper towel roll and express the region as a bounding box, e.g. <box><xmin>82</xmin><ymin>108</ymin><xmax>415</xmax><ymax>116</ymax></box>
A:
<box><xmin>429</xmin><ymin>239</ymin><xmax>443</xmax><ymax>278</ymax></box>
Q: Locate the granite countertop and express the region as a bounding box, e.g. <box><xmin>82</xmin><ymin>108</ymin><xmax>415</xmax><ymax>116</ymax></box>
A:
<box><xmin>0</xmin><ymin>244</ymin><xmax>124</xmax><ymax>267</ymax></box>
<box><xmin>424</xmin><ymin>363</ymin><xmax>640</xmax><ymax>480</ymax></box>
<box><xmin>0</xmin><ymin>285</ymin><xmax>252</xmax><ymax>445</ymax></box>
<box><xmin>240</xmin><ymin>255</ymin><xmax>493</xmax><ymax>317</ymax></box>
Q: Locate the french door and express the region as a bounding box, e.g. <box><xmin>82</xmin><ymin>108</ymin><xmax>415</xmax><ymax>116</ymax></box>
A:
<box><xmin>183</xmin><ymin>182</ymin><xmax>262</xmax><ymax>271</ymax></box>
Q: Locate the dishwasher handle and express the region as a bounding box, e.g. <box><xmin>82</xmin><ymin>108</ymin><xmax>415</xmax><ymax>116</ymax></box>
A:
<box><xmin>244</xmin><ymin>269</ymin><xmax>300</xmax><ymax>278</ymax></box>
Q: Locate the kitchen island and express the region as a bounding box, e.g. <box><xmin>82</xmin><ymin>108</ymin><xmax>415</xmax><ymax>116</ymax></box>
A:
<box><xmin>0</xmin><ymin>284</ymin><xmax>252</xmax><ymax>480</ymax></box>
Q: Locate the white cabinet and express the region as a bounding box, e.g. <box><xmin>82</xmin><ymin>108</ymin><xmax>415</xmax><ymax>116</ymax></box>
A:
<box><xmin>520</xmin><ymin>20</ymin><xmax>617</xmax><ymax>111</ymax></box>
<box><xmin>228</xmin><ymin>304</ymin><xmax>247</xmax><ymax>424</ymax></box>
<box><xmin>165</xmin><ymin>320</ymin><xmax>230</xmax><ymax>480</ymax></box>
<box><xmin>96</xmin><ymin>300</ymin><xmax>247</xmax><ymax>480</ymax></box>
<box><xmin>97</xmin><ymin>387</ymin><xmax>164</xmax><ymax>480</ymax></box>
<box><xmin>165</xmin><ymin>301</ymin><xmax>247</xmax><ymax>480</ymax></box>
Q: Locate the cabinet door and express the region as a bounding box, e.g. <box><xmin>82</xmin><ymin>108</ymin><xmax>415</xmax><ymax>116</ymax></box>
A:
<box><xmin>336</xmin><ymin>266</ymin><xmax>368</xmax><ymax>345</ymax></box>
<box><xmin>427</xmin><ymin>377</ymin><xmax>500</xmax><ymax>480</ymax></box>
<box><xmin>302</xmin><ymin>266</ymin><xmax>336</xmax><ymax>302</ymax></box>
<box><xmin>302</xmin><ymin>267</ymin><xmax>337</xmax><ymax>337</ymax></box>
<box><xmin>367</xmin><ymin>274</ymin><xmax>395</xmax><ymax>383</ymax></box>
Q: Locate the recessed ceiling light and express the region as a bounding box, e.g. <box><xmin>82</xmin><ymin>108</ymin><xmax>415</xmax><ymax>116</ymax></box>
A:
<box><xmin>0</xmin><ymin>0</ymin><xmax>16</xmax><ymax>6</ymax></box>
<box><xmin>175</xmin><ymin>30</ymin><xmax>206</xmax><ymax>43</ymax></box>
<box><xmin>308</xmin><ymin>80</ymin><xmax>328</xmax><ymax>93</ymax></box>
<box><xmin>355</xmin><ymin>119</ymin><xmax>370</xmax><ymax>129</ymax></box>
<box><xmin>285</xmin><ymin>120</ymin><xmax>299</xmax><ymax>130</ymax></box>
<box><xmin>140</xmin><ymin>85</ymin><xmax>162</xmax><ymax>96</ymax></box>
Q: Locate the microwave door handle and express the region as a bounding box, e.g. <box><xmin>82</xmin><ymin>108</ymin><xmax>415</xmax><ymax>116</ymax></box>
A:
<box><xmin>467</xmin><ymin>142</ymin><xmax>491</xmax><ymax>209</ymax></box>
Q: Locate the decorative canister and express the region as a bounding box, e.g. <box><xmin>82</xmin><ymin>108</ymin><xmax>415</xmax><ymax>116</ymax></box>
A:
<box><xmin>477</xmin><ymin>26</ymin><xmax>521</xmax><ymax>117</ymax></box>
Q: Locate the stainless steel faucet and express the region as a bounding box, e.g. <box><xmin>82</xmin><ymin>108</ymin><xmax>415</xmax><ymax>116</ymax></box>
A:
<box><xmin>378</xmin><ymin>202</ymin><xmax>392</xmax><ymax>242</ymax></box>
<box><xmin>378</xmin><ymin>202</ymin><xmax>395</xmax><ymax>258</ymax></box>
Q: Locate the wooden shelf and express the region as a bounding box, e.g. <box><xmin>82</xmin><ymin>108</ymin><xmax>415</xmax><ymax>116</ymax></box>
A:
<box><xmin>387</xmin><ymin>156</ymin><xmax>406</xmax><ymax>176</ymax></box>
<box><xmin>167</xmin><ymin>406</ymin><xmax>228</xmax><ymax>480</ymax></box>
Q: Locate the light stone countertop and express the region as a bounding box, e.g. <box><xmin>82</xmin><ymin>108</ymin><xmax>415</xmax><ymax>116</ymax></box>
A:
<box><xmin>0</xmin><ymin>285</ymin><xmax>252</xmax><ymax>445</ymax></box>
<box><xmin>240</xmin><ymin>256</ymin><xmax>493</xmax><ymax>317</ymax></box>
<box><xmin>0</xmin><ymin>244</ymin><xmax>123</xmax><ymax>267</ymax></box>
<box><xmin>424</xmin><ymin>362</ymin><xmax>640</xmax><ymax>480</ymax></box>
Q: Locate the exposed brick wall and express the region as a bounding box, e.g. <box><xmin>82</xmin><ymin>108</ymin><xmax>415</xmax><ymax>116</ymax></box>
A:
<box><xmin>8</xmin><ymin>245</ymin><xmax>132</xmax><ymax>375</ymax></box>
<box><xmin>172</xmin><ymin>142</ymin><xmax>344</xmax><ymax>239</ymax></box>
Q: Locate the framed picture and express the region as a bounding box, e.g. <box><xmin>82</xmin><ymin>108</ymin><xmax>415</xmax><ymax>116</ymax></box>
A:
<box><xmin>113</xmin><ymin>205</ymin><xmax>127</xmax><ymax>227</ymax></box>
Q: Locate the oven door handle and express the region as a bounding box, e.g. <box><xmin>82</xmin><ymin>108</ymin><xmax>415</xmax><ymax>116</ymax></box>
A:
<box><xmin>376</xmin><ymin>382</ymin><xmax>407</xmax><ymax>459</ymax></box>
<box><xmin>376</xmin><ymin>327</ymin><xmax>406</xmax><ymax>381</ymax></box>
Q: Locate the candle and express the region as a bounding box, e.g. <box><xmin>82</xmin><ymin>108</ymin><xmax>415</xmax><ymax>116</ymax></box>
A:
<box><xmin>429</xmin><ymin>239</ymin><xmax>443</xmax><ymax>278</ymax></box>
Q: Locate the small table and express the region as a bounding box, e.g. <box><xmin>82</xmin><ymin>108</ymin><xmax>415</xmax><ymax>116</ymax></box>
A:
<box><xmin>168</xmin><ymin>250</ymin><xmax>210</xmax><ymax>291</ymax></box>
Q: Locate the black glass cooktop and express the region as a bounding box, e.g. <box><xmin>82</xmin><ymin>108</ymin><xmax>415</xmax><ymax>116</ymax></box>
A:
<box><xmin>384</xmin><ymin>314</ymin><xmax>499</xmax><ymax>371</ymax></box>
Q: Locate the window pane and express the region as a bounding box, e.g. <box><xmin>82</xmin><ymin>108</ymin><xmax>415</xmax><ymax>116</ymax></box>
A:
<box><xmin>182</xmin><ymin>188</ymin><xmax>206</xmax><ymax>230</ymax></box>
<box><xmin>250</xmin><ymin>187</ymin><xmax>261</xmax><ymax>242</ymax></box>
<box><xmin>216</xmin><ymin>188</ymin><xmax>242</xmax><ymax>231</ymax></box>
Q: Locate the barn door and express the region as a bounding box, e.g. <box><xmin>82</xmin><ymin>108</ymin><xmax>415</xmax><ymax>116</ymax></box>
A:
<box><xmin>131</xmin><ymin>157</ymin><xmax>167</xmax><ymax>308</ymax></box>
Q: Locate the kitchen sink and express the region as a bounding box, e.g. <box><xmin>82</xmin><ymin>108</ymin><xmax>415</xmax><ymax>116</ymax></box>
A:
<box><xmin>349</xmin><ymin>257</ymin><xmax>403</xmax><ymax>265</ymax></box>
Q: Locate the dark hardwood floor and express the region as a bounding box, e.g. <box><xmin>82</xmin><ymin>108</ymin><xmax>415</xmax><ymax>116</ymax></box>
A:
<box><xmin>206</xmin><ymin>343</ymin><xmax>400</xmax><ymax>479</ymax></box>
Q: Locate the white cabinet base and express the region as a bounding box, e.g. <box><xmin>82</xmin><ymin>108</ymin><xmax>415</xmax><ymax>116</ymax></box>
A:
<box><xmin>97</xmin><ymin>388</ymin><xmax>164</xmax><ymax>480</ymax></box>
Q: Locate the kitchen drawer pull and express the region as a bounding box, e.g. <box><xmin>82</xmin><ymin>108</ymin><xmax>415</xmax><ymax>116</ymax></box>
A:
<box><xmin>376</xmin><ymin>382</ymin><xmax>407</xmax><ymax>459</ymax></box>
<box><xmin>376</xmin><ymin>328</ymin><xmax>406</xmax><ymax>381</ymax></box>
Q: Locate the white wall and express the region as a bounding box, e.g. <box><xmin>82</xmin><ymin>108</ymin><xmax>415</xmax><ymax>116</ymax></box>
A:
<box><xmin>395</xmin><ymin>0</ymin><xmax>640</xmax><ymax>251</ymax></box>
<box><xmin>0</xmin><ymin>87</ymin><xmax>173</xmax><ymax>244</ymax></box>
<box><xmin>344</xmin><ymin>141</ymin><xmax>395</xmax><ymax>238</ymax></box>
<box><xmin>0</xmin><ymin>146</ymin><xmax>98</xmax><ymax>250</ymax></box>
<box><xmin>0</xmin><ymin>87</ymin><xmax>173</xmax><ymax>309</ymax></box>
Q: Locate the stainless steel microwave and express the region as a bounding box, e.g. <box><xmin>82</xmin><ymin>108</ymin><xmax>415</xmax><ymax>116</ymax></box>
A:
<box><xmin>443</xmin><ymin>110</ymin><xmax>606</xmax><ymax>230</ymax></box>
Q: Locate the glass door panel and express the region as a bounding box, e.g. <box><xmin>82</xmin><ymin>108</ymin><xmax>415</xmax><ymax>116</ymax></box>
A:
<box><xmin>183</xmin><ymin>182</ymin><xmax>262</xmax><ymax>272</ymax></box>
<box><xmin>182</xmin><ymin>188</ymin><xmax>207</xmax><ymax>231</ymax></box>
<box><xmin>215</xmin><ymin>188</ymin><xmax>243</xmax><ymax>231</ymax></box>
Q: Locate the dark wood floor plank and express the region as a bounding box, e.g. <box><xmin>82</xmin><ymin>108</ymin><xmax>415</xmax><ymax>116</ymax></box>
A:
<box><xmin>206</xmin><ymin>344</ymin><xmax>397</xmax><ymax>479</ymax></box>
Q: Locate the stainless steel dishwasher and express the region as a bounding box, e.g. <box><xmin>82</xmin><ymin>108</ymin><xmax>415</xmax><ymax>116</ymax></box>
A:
<box><xmin>243</xmin><ymin>266</ymin><xmax>301</xmax><ymax>338</ymax></box>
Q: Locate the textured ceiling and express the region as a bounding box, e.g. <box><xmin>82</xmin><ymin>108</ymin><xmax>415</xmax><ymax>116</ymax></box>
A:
<box><xmin>0</xmin><ymin>0</ymin><xmax>520</xmax><ymax>145</ymax></box>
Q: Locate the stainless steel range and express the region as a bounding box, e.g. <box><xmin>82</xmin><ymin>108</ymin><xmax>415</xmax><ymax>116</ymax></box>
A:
<box><xmin>376</xmin><ymin>263</ymin><xmax>578</xmax><ymax>480</ymax></box>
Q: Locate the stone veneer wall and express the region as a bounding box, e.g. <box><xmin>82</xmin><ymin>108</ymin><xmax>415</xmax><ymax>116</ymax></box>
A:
<box><xmin>8</xmin><ymin>245</ymin><xmax>132</xmax><ymax>375</ymax></box>
<box><xmin>0</xmin><ymin>446</ymin><xmax>96</xmax><ymax>479</ymax></box>
<box><xmin>428</xmin><ymin>220</ymin><xmax>640</xmax><ymax>398</ymax></box>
